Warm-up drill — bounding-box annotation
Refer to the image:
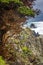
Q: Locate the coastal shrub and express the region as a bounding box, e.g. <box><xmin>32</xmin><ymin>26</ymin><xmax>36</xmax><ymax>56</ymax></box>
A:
<box><xmin>0</xmin><ymin>0</ymin><xmax>23</xmax><ymax>5</ymax></box>
<box><xmin>18</xmin><ymin>6</ymin><xmax>35</xmax><ymax>16</ymax></box>
<box><xmin>0</xmin><ymin>0</ymin><xmax>35</xmax><ymax>16</ymax></box>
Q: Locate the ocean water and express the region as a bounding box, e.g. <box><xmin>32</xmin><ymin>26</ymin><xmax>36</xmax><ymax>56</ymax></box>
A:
<box><xmin>23</xmin><ymin>21</ymin><xmax>43</xmax><ymax>35</ymax></box>
<box><xmin>25</xmin><ymin>0</ymin><xmax>43</xmax><ymax>35</ymax></box>
<box><xmin>29</xmin><ymin>22</ymin><xmax>43</xmax><ymax>35</ymax></box>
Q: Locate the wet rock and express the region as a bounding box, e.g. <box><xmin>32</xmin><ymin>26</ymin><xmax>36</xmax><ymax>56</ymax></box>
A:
<box><xmin>32</xmin><ymin>31</ymin><xmax>40</xmax><ymax>37</ymax></box>
<box><xmin>30</xmin><ymin>23</ymin><xmax>36</xmax><ymax>28</ymax></box>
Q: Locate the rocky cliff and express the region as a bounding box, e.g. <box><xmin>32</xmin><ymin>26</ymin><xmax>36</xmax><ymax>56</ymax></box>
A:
<box><xmin>1</xmin><ymin>27</ymin><xmax>43</xmax><ymax>65</ymax></box>
<box><xmin>0</xmin><ymin>1</ymin><xmax>42</xmax><ymax>65</ymax></box>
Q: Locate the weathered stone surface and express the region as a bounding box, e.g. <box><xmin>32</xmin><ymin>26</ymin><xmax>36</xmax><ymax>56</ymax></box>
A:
<box><xmin>1</xmin><ymin>28</ymin><xmax>43</xmax><ymax>65</ymax></box>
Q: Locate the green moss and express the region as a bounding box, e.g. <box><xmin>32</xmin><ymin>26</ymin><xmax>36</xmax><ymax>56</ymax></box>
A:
<box><xmin>0</xmin><ymin>56</ymin><xmax>7</xmax><ymax>65</ymax></box>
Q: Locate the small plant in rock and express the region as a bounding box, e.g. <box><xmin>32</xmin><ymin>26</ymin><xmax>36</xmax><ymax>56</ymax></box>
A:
<box><xmin>22</xmin><ymin>46</ymin><xmax>32</xmax><ymax>56</ymax></box>
<box><xmin>0</xmin><ymin>56</ymin><xmax>8</xmax><ymax>65</ymax></box>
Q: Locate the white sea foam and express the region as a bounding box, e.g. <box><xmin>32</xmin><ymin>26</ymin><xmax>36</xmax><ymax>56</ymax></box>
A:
<box><xmin>30</xmin><ymin>21</ymin><xmax>43</xmax><ymax>35</ymax></box>
<box><xmin>23</xmin><ymin>21</ymin><xmax>43</xmax><ymax>35</ymax></box>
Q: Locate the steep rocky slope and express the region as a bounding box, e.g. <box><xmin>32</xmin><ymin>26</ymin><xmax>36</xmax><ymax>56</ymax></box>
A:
<box><xmin>0</xmin><ymin>1</ymin><xmax>42</xmax><ymax>65</ymax></box>
<box><xmin>1</xmin><ymin>27</ymin><xmax>43</xmax><ymax>65</ymax></box>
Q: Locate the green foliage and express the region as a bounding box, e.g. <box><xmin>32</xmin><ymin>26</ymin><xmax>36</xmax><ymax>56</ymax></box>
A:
<box><xmin>0</xmin><ymin>56</ymin><xmax>7</xmax><ymax>65</ymax></box>
<box><xmin>0</xmin><ymin>0</ymin><xmax>23</xmax><ymax>4</ymax></box>
<box><xmin>22</xmin><ymin>46</ymin><xmax>32</xmax><ymax>55</ymax></box>
<box><xmin>0</xmin><ymin>0</ymin><xmax>35</xmax><ymax>16</ymax></box>
<box><xmin>18</xmin><ymin>6</ymin><xmax>35</xmax><ymax>16</ymax></box>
